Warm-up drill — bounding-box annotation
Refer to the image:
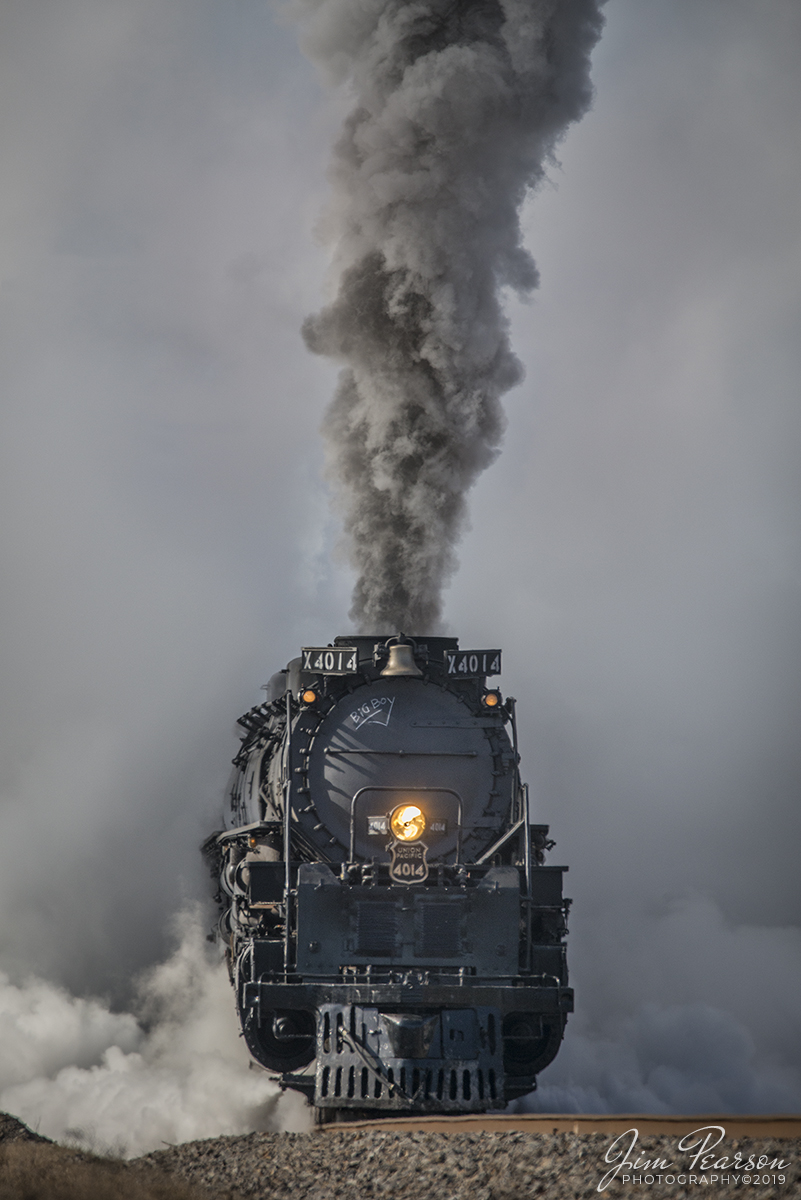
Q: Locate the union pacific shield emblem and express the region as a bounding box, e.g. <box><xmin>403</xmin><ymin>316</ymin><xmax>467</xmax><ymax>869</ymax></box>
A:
<box><xmin>389</xmin><ymin>840</ymin><xmax>429</xmax><ymax>884</ymax></box>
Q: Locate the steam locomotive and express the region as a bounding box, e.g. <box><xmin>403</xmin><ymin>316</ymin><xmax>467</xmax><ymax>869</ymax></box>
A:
<box><xmin>203</xmin><ymin>634</ymin><xmax>572</xmax><ymax>1119</ymax></box>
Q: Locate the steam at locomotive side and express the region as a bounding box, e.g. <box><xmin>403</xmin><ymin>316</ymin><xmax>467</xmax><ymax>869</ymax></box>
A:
<box><xmin>204</xmin><ymin>634</ymin><xmax>571</xmax><ymax>1119</ymax></box>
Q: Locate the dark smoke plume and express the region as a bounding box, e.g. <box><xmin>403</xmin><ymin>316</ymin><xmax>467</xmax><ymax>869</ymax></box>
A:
<box><xmin>298</xmin><ymin>0</ymin><xmax>605</xmax><ymax>632</ymax></box>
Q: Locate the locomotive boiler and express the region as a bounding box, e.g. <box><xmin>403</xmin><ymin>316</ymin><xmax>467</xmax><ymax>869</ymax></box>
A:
<box><xmin>203</xmin><ymin>634</ymin><xmax>572</xmax><ymax>1119</ymax></box>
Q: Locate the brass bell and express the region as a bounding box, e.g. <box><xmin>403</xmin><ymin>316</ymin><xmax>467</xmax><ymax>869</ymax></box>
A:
<box><xmin>380</xmin><ymin>642</ymin><xmax>423</xmax><ymax>677</ymax></box>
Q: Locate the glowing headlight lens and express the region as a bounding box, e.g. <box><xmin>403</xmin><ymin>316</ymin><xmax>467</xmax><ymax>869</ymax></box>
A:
<box><xmin>390</xmin><ymin>804</ymin><xmax>426</xmax><ymax>842</ymax></box>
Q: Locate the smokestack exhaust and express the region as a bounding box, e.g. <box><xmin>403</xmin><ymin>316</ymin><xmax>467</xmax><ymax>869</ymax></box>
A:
<box><xmin>296</xmin><ymin>0</ymin><xmax>606</xmax><ymax>632</ymax></box>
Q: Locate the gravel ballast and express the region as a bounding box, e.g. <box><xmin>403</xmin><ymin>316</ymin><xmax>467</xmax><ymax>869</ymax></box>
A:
<box><xmin>3</xmin><ymin>1111</ymin><xmax>799</xmax><ymax>1198</ymax></box>
<box><xmin>140</xmin><ymin>1128</ymin><xmax>801</xmax><ymax>1199</ymax></box>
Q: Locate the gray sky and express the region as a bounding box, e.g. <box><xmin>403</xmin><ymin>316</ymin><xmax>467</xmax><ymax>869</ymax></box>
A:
<box><xmin>0</xmin><ymin>0</ymin><xmax>799</xmax><ymax>1121</ymax></box>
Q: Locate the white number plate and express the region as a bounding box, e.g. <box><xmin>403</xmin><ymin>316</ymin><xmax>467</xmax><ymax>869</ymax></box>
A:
<box><xmin>301</xmin><ymin>646</ymin><xmax>359</xmax><ymax>674</ymax></box>
<box><xmin>445</xmin><ymin>649</ymin><xmax>501</xmax><ymax>678</ymax></box>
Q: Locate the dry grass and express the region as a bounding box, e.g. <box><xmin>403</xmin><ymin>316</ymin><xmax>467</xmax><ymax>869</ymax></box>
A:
<box><xmin>0</xmin><ymin>1142</ymin><xmax>229</xmax><ymax>1200</ymax></box>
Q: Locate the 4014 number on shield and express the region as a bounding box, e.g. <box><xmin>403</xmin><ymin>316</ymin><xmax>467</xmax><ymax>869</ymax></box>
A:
<box><xmin>389</xmin><ymin>841</ymin><xmax>429</xmax><ymax>884</ymax></box>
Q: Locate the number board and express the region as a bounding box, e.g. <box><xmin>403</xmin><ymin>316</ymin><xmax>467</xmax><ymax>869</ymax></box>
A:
<box><xmin>445</xmin><ymin>649</ymin><xmax>501</xmax><ymax>678</ymax></box>
<box><xmin>301</xmin><ymin>646</ymin><xmax>359</xmax><ymax>674</ymax></box>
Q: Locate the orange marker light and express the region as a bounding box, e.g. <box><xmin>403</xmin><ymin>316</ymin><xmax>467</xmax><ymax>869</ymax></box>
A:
<box><xmin>482</xmin><ymin>691</ymin><xmax>501</xmax><ymax>708</ymax></box>
<box><xmin>301</xmin><ymin>689</ymin><xmax>318</xmax><ymax>704</ymax></box>
<box><xmin>390</xmin><ymin>804</ymin><xmax>426</xmax><ymax>842</ymax></box>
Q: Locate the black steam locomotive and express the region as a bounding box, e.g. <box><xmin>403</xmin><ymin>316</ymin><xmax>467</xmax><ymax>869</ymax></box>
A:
<box><xmin>203</xmin><ymin>634</ymin><xmax>572</xmax><ymax>1119</ymax></box>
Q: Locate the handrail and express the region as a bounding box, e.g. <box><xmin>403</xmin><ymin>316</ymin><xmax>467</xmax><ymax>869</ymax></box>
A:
<box><xmin>523</xmin><ymin>781</ymin><xmax>533</xmax><ymax>973</ymax></box>
<box><xmin>283</xmin><ymin>691</ymin><xmax>293</xmax><ymax>974</ymax></box>
<box><xmin>348</xmin><ymin>786</ymin><xmax>463</xmax><ymax>864</ymax></box>
<box><xmin>327</xmin><ymin>749</ymin><xmax>477</xmax><ymax>757</ymax></box>
<box><xmin>474</xmin><ymin>817</ymin><xmax>525</xmax><ymax>864</ymax></box>
<box><xmin>506</xmin><ymin>697</ymin><xmax>533</xmax><ymax>971</ymax></box>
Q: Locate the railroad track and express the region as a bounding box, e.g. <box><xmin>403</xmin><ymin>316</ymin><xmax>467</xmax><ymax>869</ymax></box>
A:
<box><xmin>322</xmin><ymin>1113</ymin><xmax>801</xmax><ymax>1137</ymax></box>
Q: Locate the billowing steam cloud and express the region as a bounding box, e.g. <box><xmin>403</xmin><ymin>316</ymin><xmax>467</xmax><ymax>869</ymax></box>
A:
<box><xmin>297</xmin><ymin>0</ymin><xmax>606</xmax><ymax>632</ymax></box>
<box><xmin>0</xmin><ymin>913</ymin><xmax>310</xmax><ymax>1156</ymax></box>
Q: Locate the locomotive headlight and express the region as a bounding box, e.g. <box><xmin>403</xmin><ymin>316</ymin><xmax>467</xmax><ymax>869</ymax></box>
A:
<box><xmin>389</xmin><ymin>804</ymin><xmax>426</xmax><ymax>842</ymax></box>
